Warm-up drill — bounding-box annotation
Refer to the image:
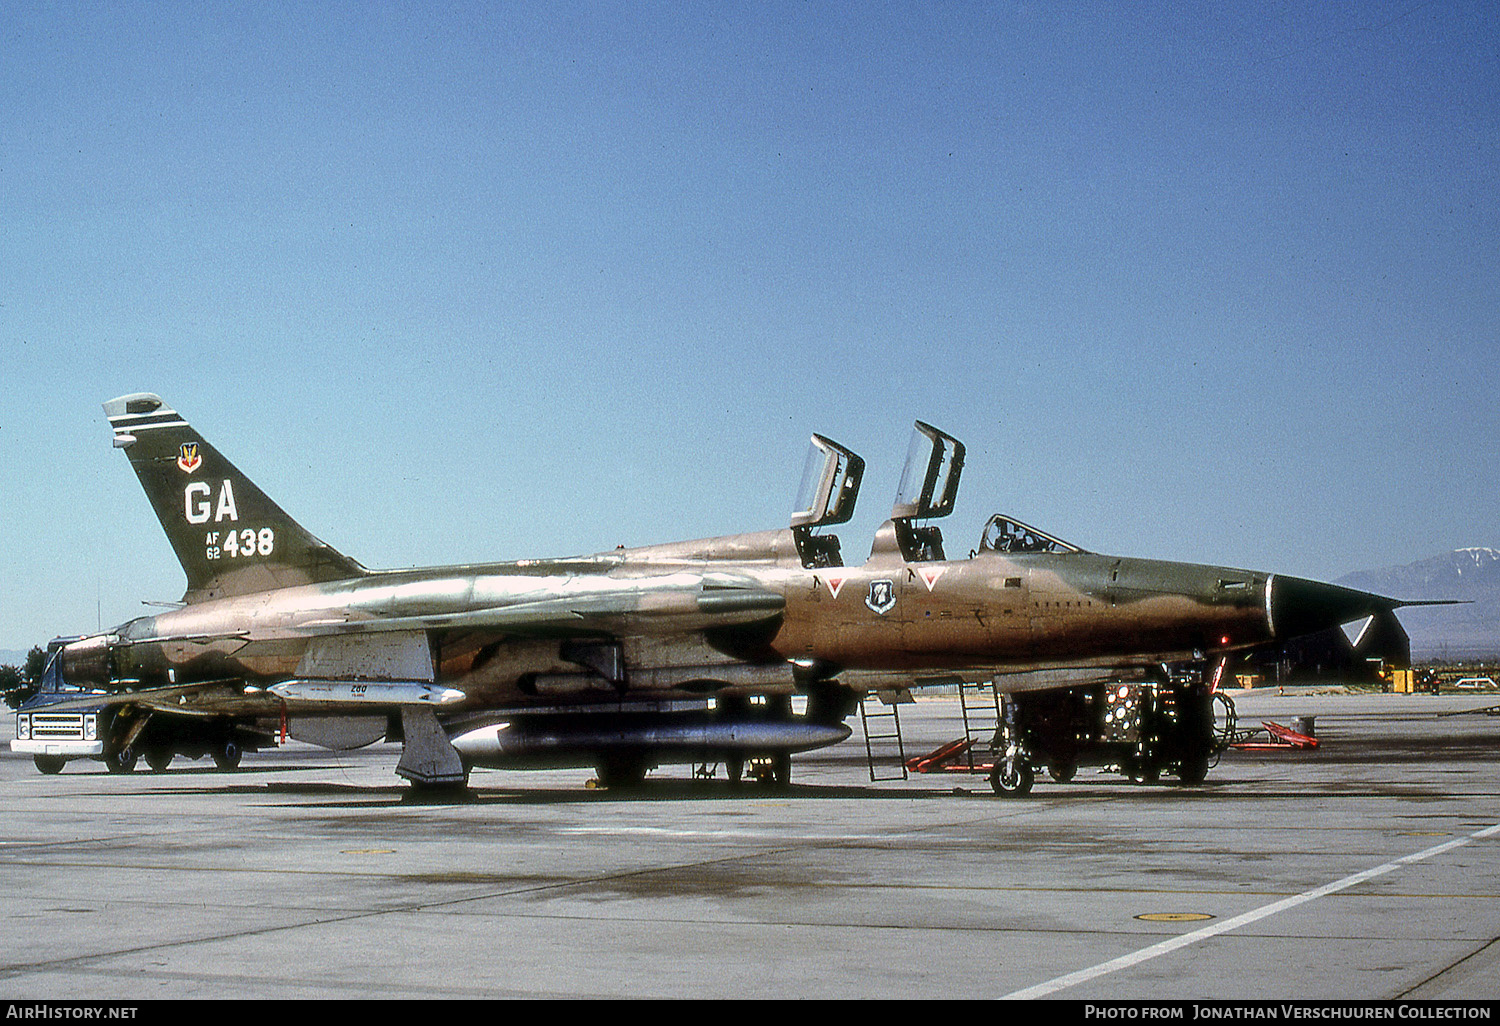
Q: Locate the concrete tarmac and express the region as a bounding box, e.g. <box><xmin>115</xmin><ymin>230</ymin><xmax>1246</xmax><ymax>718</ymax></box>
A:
<box><xmin>1</xmin><ymin>688</ymin><xmax>1498</xmax><ymax>1001</ymax></box>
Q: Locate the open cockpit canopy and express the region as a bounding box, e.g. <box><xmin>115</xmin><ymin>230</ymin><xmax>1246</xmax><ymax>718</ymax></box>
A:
<box><xmin>888</xmin><ymin>422</ymin><xmax>965</xmax><ymax>562</ymax></box>
<box><xmin>791</xmin><ymin>434</ymin><xmax>863</xmax><ymax>530</ymax></box>
<box><xmin>791</xmin><ymin>434</ymin><xmax>865</xmax><ymax>569</ymax></box>
<box><xmin>892</xmin><ymin>421</ymin><xmax>964</xmax><ymax>522</ymax></box>
<box><xmin>978</xmin><ymin>515</ymin><xmax>1086</xmax><ymax>555</ymax></box>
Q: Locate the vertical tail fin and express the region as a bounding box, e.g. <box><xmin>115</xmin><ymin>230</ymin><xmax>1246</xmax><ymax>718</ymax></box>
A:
<box><xmin>103</xmin><ymin>393</ymin><xmax>367</xmax><ymax>603</ymax></box>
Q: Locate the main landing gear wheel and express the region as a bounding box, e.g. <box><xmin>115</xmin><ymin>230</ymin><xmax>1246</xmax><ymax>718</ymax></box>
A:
<box><xmin>1047</xmin><ymin>761</ymin><xmax>1077</xmax><ymax>783</ymax></box>
<box><xmin>594</xmin><ymin>757</ymin><xmax>648</xmax><ymax>790</ymax></box>
<box><xmin>989</xmin><ymin>761</ymin><xmax>1034</xmax><ymax>797</ymax></box>
<box><xmin>213</xmin><ymin>740</ymin><xmax>242</xmax><ymax>771</ymax></box>
<box><xmin>33</xmin><ymin>755</ymin><xmax>65</xmax><ymax>775</ymax></box>
<box><xmin>770</xmin><ymin>753</ymin><xmax>791</xmax><ymax>788</ymax></box>
<box><xmin>105</xmin><ymin>747</ymin><xmax>138</xmax><ymax>774</ymax></box>
<box><xmin>145</xmin><ymin>748</ymin><xmax>174</xmax><ymax>773</ymax></box>
<box><xmin>746</xmin><ymin>755</ymin><xmax>792</xmax><ymax>790</ymax></box>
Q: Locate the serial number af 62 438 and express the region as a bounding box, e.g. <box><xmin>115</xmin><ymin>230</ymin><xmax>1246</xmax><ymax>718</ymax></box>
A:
<box><xmin>205</xmin><ymin>527</ymin><xmax>275</xmax><ymax>561</ymax></box>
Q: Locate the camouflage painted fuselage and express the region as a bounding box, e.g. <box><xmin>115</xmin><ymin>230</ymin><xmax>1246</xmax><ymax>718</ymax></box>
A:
<box><xmin>47</xmin><ymin>394</ymin><xmax>1409</xmax><ymax>786</ymax></box>
<box><xmin>101</xmin><ymin>519</ymin><xmax>1284</xmax><ymax>712</ymax></box>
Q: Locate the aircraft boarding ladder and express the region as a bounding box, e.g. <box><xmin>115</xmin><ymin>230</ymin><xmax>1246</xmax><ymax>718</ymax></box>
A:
<box><xmin>859</xmin><ymin>697</ymin><xmax>907</xmax><ymax>781</ymax></box>
<box><xmin>861</xmin><ymin>683</ymin><xmax>1004</xmax><ymax>782</ymax></box>
<box><xmin>955</xmin><ymin>680</ymin><xmax>1001</xmax><ymax>770</ymax></box>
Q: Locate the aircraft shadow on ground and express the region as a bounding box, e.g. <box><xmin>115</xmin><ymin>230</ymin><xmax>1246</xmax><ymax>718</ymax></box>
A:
<box><xmin>68</xmin><ymin>773</ymin><xmax>1254</xmax><ymax>808</ymax></box>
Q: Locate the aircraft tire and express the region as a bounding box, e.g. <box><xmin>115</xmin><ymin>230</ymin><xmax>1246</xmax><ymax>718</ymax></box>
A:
<box><xmin>145</xmin><ymin>748</ymin><xmax>174</xmax><ymax>772</ymax></box>
<box><xmin>33</xmin><ymin>755</ymin><xmax>65</xmax><ymax>775</ymax></box>
<box><xmin>106</xmin><ymin>747</ymin><xmax>138</xmax><ymax>774</ymax></box>
<box><xmin>770</xmin><ymin>753</ymin><xmax>791</xmax><ymax>788</ymax></box>
<box><xmin>213</xmin><ymin>740</ymin><xmax>242</xmax><ymax>771</ymax></box>
<box><xmin>595</xmin><ymin>757</ymin><xmax>647</xmax><ymax>790</ymax></box>
<box><xmin>989</xmin><ymin>761</ymin><xmax>1034</xmax><ymax>797</ymax></box>
<box><xmin>1047</xmin><ymin>761</ymin><xmax>1077</xmax><ymax>783</ymax></box>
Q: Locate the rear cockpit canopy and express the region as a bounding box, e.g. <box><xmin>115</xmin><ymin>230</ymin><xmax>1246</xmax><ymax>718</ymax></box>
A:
<box><xmin>979</xmin><ymin>515</ymin><xmax>1086</xmax><ymax>555</ymax></box>
<box><xmin>892</xmin><ymin>422</ymin><xmax>964</xmax><ymax>523</ymax></box>
<box><xmin>888</xmin><ymin>422</ymin><xmax>965</xmax><ymax>563</ymax></box>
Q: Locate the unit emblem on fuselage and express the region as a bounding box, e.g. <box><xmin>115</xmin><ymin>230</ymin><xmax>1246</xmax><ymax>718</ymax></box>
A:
<box><xmin>865</xmin><ymin>579</ymin><xmax>897</xmax><ymax>615</ymax></box>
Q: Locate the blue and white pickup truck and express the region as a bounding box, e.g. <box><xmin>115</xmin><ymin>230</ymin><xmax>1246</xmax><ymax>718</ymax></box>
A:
<box><xmin>12</xmin><ymin>641</ymin><xmax>271</xmax><ymax>774</ymax></box>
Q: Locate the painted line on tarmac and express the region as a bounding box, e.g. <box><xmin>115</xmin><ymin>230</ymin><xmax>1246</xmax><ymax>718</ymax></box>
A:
<box><xmin>1005</xmin><ymin>821</ymin><xmax>1500</xmax><ymax>1000</ymax></box>
<box><xmin>559</xmin><ymin>825</ymin><xmax>901</xmax><ymax>842</ymax></box>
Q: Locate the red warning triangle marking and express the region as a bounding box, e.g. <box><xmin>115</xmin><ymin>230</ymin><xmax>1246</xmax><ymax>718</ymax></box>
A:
<box><xmin>825</xmin><ymin>575</ymin><xmax>849</xmax><ymax>599</ymax></box>
<box><xmin>918</xmin><ymin>567</ymin><xmax>946</xmax><ymax>592</ymax></box>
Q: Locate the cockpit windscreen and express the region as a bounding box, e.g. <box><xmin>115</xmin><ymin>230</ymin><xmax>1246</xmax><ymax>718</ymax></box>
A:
<box><xmin>978</xmin><ymin>515</ymin><xmax>1085</xmax><ymax>555</ymax></box>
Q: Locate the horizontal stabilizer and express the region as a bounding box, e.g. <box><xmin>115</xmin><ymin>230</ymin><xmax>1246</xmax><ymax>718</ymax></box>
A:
<box><xmin>31</xmin><ymin>679</ymin><xmax>465</xmax><ymax>717</ymax></box>
<box><xmin>30</xmin><ymin>680</ymin><xmax>277</xmax><ymax>717</ymax></box>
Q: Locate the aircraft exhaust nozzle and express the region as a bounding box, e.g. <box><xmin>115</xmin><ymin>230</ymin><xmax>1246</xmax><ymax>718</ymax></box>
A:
<box><xmin>1268</xmin><ymin>576</ymin><xmax>1395</xmax><ymax>641</ymax></box>
<box><xmin>59</xmin><ymin>634</ymin><xmax>115</xmax><ymax>687</ymax></box>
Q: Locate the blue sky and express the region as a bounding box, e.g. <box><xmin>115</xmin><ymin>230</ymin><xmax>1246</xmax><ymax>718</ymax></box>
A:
<box><xmin>2</xmin><ymin>2</ymin><xmax>1497</xmax><ymax>650</ymax></box>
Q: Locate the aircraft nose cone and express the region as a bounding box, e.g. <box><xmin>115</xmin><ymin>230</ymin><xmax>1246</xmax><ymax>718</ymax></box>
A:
<box><xmin>1269</xmin><ymin>575</ymin><xmax>1389</xmax><ymax>640</ymax></box>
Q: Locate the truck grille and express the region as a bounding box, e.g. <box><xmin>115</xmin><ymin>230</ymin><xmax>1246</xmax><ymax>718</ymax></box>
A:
<box><xmin>30</xmin><ymin>713</ymin><xmax>87</xmax><ymax>740</ymax></box>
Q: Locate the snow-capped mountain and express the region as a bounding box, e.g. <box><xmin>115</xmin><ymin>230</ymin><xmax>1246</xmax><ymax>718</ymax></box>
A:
<box><xmin>1337</xmin><ymin>548</ymin><xmax>1500</xmax><ymax>659</ymax></box>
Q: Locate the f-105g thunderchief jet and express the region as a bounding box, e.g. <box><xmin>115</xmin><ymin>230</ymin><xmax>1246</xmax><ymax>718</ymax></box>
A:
<box><xmin>14</xmin><ymin>395</ymin><xmax>1434</xmax><ymax>795</ymax></box>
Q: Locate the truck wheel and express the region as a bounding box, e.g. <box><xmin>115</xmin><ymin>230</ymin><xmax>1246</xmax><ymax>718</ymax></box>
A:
<box><xmin>213</xmin><ymin>740</ymin><xmax>242</xmax><ymax>771</ymax></box>
<box><xmin>1047</xmin><ymin>761</ymin><xmax>1077</xmax><ymax>783</ymax></box>
<box><xmin>1176</xmin><ymin>755</ymin><xmax>1210</xmax><ymax>785</ymax></box>
<box><xmin>105</xmin><ymin>747</ymin><xmax>138</xmax><ymax>774</ymax></box>
<box><xmin>145</xmin><ymin>748</ymin><xmax>174</xmax><ymax>772</ymax></box>
<box><xmin>33</xmin><ymin>755</ymin><xmax>65</xmax><ymax>775</ymax></box>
